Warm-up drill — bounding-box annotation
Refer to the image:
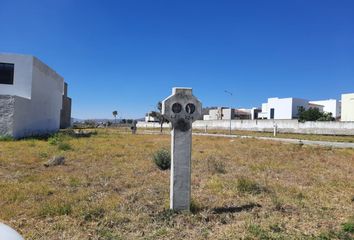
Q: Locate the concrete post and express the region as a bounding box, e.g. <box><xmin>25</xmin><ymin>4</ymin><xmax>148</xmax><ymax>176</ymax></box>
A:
<box><xmin>273</xmin><ymin>122</ymin><xmax>278</xmax><ymax>137</ymax></box>
<box><xmin>162</xmin><ymin>88</ymin><xmax>202</xmax><ymax>211</ymax></box>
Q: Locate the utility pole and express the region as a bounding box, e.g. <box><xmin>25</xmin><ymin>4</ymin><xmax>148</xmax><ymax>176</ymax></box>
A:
<box><xmin>224</xmin><ymin>90</ymin><xmax>233</xmax><ymax>135</ymax></box>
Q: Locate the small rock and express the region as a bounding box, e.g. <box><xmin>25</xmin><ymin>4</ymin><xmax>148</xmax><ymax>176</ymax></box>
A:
<box><xmin>44</xmin><ymin>156</ymin><xmax>65</xmax><ymax>167</ymax></box>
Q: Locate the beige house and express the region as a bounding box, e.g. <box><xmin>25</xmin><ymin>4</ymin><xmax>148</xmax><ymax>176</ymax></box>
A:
<box><xmin>341</xmin><ymin>93</ymin><xmax>354</xmax><ymax>122</ymax></box>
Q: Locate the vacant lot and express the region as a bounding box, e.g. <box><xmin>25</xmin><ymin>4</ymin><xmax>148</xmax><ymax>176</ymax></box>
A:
<box><xmin>0</xmin><ymin>129</ymin><xmax>354</xmax><ymax>239</ymax></box>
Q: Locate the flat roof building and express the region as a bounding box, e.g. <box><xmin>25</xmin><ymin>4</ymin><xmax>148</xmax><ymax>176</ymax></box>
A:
<box><xmin>341</xmin><ymin>93</ymin><xmax>354</xmax><ymax>122</ymax></box>
<box><xmin>0</xmin><ymin>53</ymin><xmax>71</xmax><ymax>138</ymax></box>
<box><xmin>258</xmin><ymin>97</ymin><xmax>309</xmax><ymax>120</ymax></box>
<box><xmin>309</xmin><ymin>99</ymin><xmax>341</xmax><ymax>119</ymax></box>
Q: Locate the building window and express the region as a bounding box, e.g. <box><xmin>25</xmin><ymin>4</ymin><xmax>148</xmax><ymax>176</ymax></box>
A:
<box><xmin>0</xmin><ymin>62</ymin><xmax>15</xmax><ymax>85</ymax></box>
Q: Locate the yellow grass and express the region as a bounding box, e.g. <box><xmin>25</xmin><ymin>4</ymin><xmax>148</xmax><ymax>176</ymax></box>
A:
<box><xmin>142</xmin><ymin>127</ymin><xmax>354</xmax><ymax>142</ymax></box>
<box><xmin>197</xmin><ymin>129</ymin><xmax>354</xmax><ymax>143</ymax></box>
<box><xmin>0</xmin><ymin>129</ymin><xmax>354</xmax><ymax>239</ymax></box>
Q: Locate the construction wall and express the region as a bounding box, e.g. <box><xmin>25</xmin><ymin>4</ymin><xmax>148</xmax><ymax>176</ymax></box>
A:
<box><xmin>137</xmin><ymin>119</ymin><xmax>354</xmax><ymax>135</ymax></box>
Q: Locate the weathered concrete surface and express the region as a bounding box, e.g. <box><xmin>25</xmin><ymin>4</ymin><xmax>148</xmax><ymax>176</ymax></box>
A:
<box><xmin>60</xmin><ymin>83</ymin><xmax>72</xmax><ymax>129</ymax></box>
<box><xmin>137</xmin><ymin>119</ymin><xmax>354</xmax><ymax>136</ymax></box>
<box><xmin>170</xmin><ymin>129</ymin><xmax>192</xmax><ymax>210</ymax></box>
<box><xmin>0</xmin><ymin>95</ymin><xmax>15</xmax><ymax>137</ymax></box>
<box><xmin>162</xmin><ymin>87</ymin><xmax>202</xmax><ymax>212</ymax></box>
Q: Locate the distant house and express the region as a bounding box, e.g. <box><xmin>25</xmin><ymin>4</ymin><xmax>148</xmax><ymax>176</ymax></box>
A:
<box><xmin>258</xmin><ymin>97</ymin><xmax>341</xmax><ymax>120</ymax></box>
<box><xmin>309</xmin><ymin>99</ymin><xmax>341</xmax><ymax>119</ymax></box>
<box><xmin>341</xmin><ymin>93</ymin><xmax>354</xmax><ymax>122</ymax></box>
<box><xmin>258</xmin><ymin>97</ymin><xmax>309</xmax><ymax>120</ymax></box>
<box><xmin>203</xmin><ymin>107</ymin><xmax>233</xmax><ymax>120</ymax></box>
<box><xmin>145</xmin><ymin>112</ymin><xmax>159</xmax><ymax>122</ymax></box>
<box><xmin>0</xmin><ymin>53</ymin><xmax>72</xmax><ymax>138</ymax></box>
<box><xmin>203</xmin><ymin>107</ymin><xmax>258</xmax><ymax>120</ymax></box>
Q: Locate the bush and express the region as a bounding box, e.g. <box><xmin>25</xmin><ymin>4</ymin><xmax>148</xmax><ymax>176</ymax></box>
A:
<box><xmin>153</xmin><ymin>149</ymin><xmax>171</xmax><ymax>170</ymax></box>
<box><xmin>58</xmin><ymin>142</ymin><xmax>72</xmax><ymax>151</ymax></box>
<box><xmin>0</xmin><ymin>135</ymin><xmax>14</xmax><ymax>141</ymax></box>
<box><xmin>39</xmin><ymin>202</ymin><xmax>72</xmax><ymax>217</ymax></box>
<box><xmin>48</xmin><ymin>134</ymin><xmax>61</xmax><ymax>145</ymax></box>
<box><xmin>342</xmin><ymin>220</ymin><xmax>354</xmax><ymax>233</ymax></box>
<box><xmin>298</xmin><ymin>106</ymin><xmax>335</xmax><ymax>122</ymax></box>
<box><xmin>237</xmin><ymin>177</ymin><xmax>266</xmax><ymax>194</ymax></box>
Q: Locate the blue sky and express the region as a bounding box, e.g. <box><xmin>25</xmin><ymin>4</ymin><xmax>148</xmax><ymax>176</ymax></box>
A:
<box><xmin>1</xmin><ymin>0</ymin><xmax>353</xmax><ymax>119</ymax></box>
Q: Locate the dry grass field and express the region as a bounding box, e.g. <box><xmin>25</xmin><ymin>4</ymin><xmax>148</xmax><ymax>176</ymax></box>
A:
<box><xmin>141</xmin><ymin>127</ymin><xmax>354</xmax><ymax>143</ymax></box>
<box><xmin>1</xmin><ymin>129</ymin><xmax>354</xmax><ymax>239</ymax></box>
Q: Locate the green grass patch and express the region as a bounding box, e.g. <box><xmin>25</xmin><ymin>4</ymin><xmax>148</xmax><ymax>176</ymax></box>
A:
<box><xmin>237</xmin><ymin>177</ymin><xmax>268</xmax><ymax>195</ymax></box>
<box><xmin>39</xmin><ymin>202</ymin><xmax>73</xmax><ymax>217</ymax></box>
<box><xmin>0</xmin><ymin>135</ymin><xmax>14</xmax><ymax>141</ymax></box>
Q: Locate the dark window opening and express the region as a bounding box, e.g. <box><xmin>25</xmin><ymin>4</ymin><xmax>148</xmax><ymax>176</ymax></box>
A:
<box><xmin>0</xmin><ymin>62</ymin><xmax>14</xmax><ymax>85</ymax></box>
<box><xmin>270</xmin><ymin>108</ymin><xmax>275</xmax><ymax>119</ymax></box>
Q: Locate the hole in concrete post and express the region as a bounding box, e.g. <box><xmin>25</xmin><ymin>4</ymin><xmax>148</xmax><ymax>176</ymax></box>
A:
<box><xmin>176</xmin><ymin>119</ymin><xmax>190</xmax><ymax>132</ymax></box>
<box><xmin>185</xmin><ymin>103</ymin><xmax>196</xmax><ymax>114</ymax></box>
<box><xmin>172</xmin><ymin>103</ymin><xmax>182</xmax><ymax>113</ymax></box>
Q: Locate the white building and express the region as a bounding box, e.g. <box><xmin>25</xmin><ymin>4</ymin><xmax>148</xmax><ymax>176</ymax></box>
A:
<box><xmin>309</xmin><ymin>99</ymin><xmax>341</xmax><ymax>119</ymax></box>
<box><xmin>0</xmin><ymin>53</ymin><xmax>71</xmax><ymax>138</ymax></box>
<box><xmin>204</xmin><ymin>107</ymin><xmax>234</xmax><ymax>120</ymax></box>
<box><xmin>145</xmin><ymin>112</ymin><xmax>159</xmax><ymax>122</ymax></box>
<box><xmin>203</xmin><ymin>107</ymin><xmax>255</xmax><ymax>120</ymax></box>
<box><xmin>258</xmin><ymin>97</ymin><xmax>309</xmax><ymax>120</ymax></box>
<box><xmin>341</xmin><ymin>93</ymin><xmax>354</xmax><ymax>122</ymax></box>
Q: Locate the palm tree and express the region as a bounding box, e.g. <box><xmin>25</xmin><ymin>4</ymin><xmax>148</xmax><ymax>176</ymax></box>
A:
<box><xmin>112</xmin><ymin>110</ymin><xmax>118</xmax><ymax>124</ymax></box>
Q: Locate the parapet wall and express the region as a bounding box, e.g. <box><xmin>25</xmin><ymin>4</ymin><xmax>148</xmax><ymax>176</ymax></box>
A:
<box><xmin>137</xmin><ymin>119</ymin><xmax>354</xmax><ymax>135</ymax></box>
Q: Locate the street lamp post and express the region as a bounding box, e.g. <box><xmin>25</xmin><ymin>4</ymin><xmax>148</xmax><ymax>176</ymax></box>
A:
<box><xmin>224</xmin><ymin>90</ymin><xmax>233</xmax><ymax>135</ymax></box>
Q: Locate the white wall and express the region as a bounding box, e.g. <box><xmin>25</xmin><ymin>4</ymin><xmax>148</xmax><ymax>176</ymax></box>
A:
<box><xmin>260</xmin><ymin>97</ymin><xmax>308</xmax><ymax>120</ymax></box>
<box><xmin>0</xmin><ymin>54</ymin><xmax>33</xmax><ymax>99</ymax></box>
<box><xmin>267</xmin><ymin>98</ymin><xmax>293</xmax><ymax>119</ymax></box>
<box><xmin>309</xmin><ymin>99</ymin><xmax>341</xmax><ymax>118</ymax></box>
<box><xmin>222</xmin><ymin>108</ymin><xmax>233</xmax><ymax>120</ymax></box>
<box><xmin>209</xmin><ymin>109</ymin><xmax>221</xmax><ymax>120</ymax></box>
<box><xmin>341</xmin><ymin>93</ymin><xmax>354</xmax><ymax>122</ymax></box>
<box><xmin>145</xmin><ymin>115</ymin><xmax>158</xmax><ymax>122</ymax></box>
<box><xmin>26</xmin><ymin>57</ymin><xmax>63</xmax><ymax>133</ymax></box>
<box><xmin>137</xmin><ymin>120</ymin><xmax>354</xmax><ymax>135</ymax></box>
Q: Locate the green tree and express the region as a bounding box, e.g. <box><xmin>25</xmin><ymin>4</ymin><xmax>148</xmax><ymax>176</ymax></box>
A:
<box><xmin>298</xmin><ymin>106</ymin><xmax>335</xmax><ymax>122</ymax></box>
<box><xmin>112</xmin><ymin>110</ymin><xmax>118</xmax><ymax>124</ymax></box>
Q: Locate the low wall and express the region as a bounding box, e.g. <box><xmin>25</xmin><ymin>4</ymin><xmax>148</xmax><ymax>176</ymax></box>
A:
<box><xmin>137</xmin><ymin>122</ymin><xmax>171</xmax><ymax>129</ymax></box>
<box><xmin>138</xmin><ymin>119</ymin><xmax>354</xmax><ymax>135</ymax></box>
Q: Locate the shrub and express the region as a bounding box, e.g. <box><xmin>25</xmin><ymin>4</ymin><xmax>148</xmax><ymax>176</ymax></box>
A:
<box><xmin>39</xmin><ymin>202</ymin><xmax>72</xmax><ymax>217</ymax></box>
<box><xmin>153</xmin><ymin>149</ymin><xmax>171</xmax><ymax>170</ymax></box>
<box><xmin>237</xmin><ymin>177</ymin><xmax>265</xmax><ymax>194</ymax></box>
<box><xmin>58</xmin><ymin>142</ymin><xmax>72</xmax><ymax>151</ymax></box>
<box><xmin>0</xmin><ymin>135</ymin><xmax>14</xmax><ymax>141</ymax></box>
<box><xmin>190</xmin><ymin>199</ymin><xmax>203</xmax><ymax>213</ymax></box>
<box><xmin>342</xmin><ymin>222</ymin><xmax>354</xmax><ymax>233</ymax></box>
<box><xmin>48</xmin><ymin>134</ymin><xmax>61</xmax><ymax>145</ymax></box>
<box><xmin>298</xmin><ymin>106</ymin><xmax>335</xmax><ymax>122</ymax></box>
